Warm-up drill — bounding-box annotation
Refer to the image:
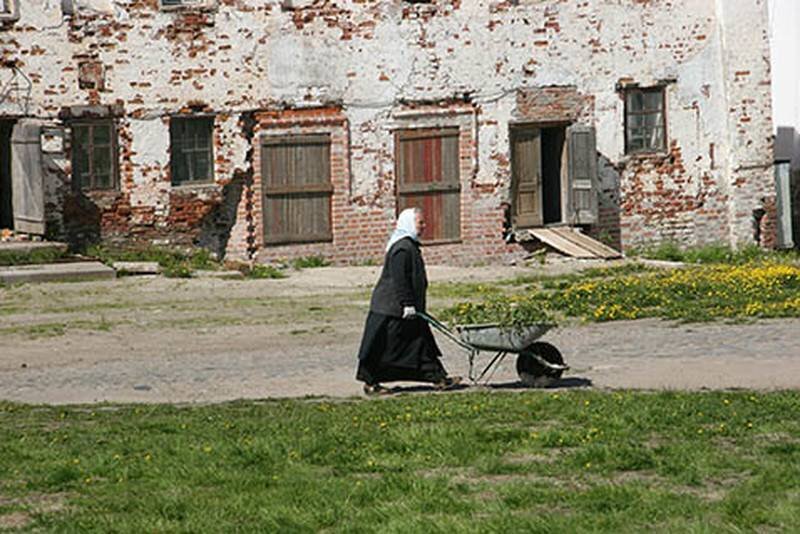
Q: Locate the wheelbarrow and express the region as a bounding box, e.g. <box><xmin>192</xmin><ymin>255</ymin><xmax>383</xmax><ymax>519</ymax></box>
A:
<box><xmin>418</xmin><ymin>312</ymin><xmax>569</xmax><ymax>387</ymax></box>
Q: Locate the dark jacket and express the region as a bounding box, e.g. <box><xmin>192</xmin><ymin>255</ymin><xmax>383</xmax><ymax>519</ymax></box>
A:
<box><xmin>369</xmin><ymin>237</ymin><xmax>428</xmax><ymax>317</ymax></box>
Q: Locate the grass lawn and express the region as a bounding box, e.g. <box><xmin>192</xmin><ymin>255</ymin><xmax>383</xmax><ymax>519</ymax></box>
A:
<box><xmin>2</xmin><ymin>390</ymin><xmax>799</xmax><ymax>532</ymax></box>
<box><xmin>438</xmin><ymin>260</ymin><xmax>800</xmax><ymax>325</ymax></box>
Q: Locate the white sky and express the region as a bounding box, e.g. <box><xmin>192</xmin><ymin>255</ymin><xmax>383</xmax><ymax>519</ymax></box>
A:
<box><xmin>768</xmin><ymin>0</ymin><xmax>800</xmax><ymax>131</ymax></box>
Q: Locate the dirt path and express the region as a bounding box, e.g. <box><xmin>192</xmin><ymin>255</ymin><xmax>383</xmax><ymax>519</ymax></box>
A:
<box><xmin>1</xmin><ymin>263</ymin><xmax>799</xmax><ymax>404</ymax></box>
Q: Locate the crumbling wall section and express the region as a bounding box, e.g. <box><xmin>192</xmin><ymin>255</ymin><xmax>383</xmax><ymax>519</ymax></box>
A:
<box><xmin>0</xmin><ymin>0</ymin><xmax>778</xmax><ymax>262</ymax></box>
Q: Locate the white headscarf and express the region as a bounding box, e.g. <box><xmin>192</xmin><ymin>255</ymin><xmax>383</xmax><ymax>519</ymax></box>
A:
<box><xmin>385</xmin><ymin>208</ymin><xmax>419</xmax><ymax>252</ymax></box>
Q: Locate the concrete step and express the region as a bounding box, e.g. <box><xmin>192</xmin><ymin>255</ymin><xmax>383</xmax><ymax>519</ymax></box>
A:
<box><xmin>112</xmin><ymin>261</ymin><xmax>162</xmax><ymax>275</ymax></box>
<box><xmin>0</xmin><ymin>261</ymin><xmax>116</xmax><ymax>285</ymax></box>
<box><xmin>0</xmin><ymin>241</ymin><xmax>68</xmax><ymax>256</ymax></box>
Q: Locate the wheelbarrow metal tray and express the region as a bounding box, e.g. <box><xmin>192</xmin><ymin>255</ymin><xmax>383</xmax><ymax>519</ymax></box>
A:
<box><xmin>455</xmin><ymin>323</ymin><xmax>554</xmax><ymax>352</ymax></box>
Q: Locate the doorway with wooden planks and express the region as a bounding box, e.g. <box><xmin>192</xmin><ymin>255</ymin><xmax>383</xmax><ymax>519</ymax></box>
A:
<box><xmin>510</xmin><ymin>123</ymin><xmax>598</xmax><ymax>230</ymax></box>
<box><xmin>509</xmin><ymin>123</ymin><xmax>619</xmax><ymax>258</ymax></box>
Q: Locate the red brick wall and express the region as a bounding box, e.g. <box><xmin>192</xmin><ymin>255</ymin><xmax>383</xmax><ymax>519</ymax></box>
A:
<box><xmin>241</xmin><ymin>106</ymin><xmax>520</xmax><ymax>265</ymax></box>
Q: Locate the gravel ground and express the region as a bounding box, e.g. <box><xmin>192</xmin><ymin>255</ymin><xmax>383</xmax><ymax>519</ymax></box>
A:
<box><xmin>1</xmin><ymin>261</ymin><xmax>799</xmax><ymax>405</ymax></box>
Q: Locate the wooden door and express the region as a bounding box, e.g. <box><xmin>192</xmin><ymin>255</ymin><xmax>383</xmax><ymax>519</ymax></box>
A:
<box><xmin>11</xmin><ymin>120</ymin><xmax>45</xmax><ymax>235</ymax></box>
<box><xmin>511</xmin><ymin>128</ymin><xmax>543</xmax><ymax>228</ymax></box>
<box><xmin>566</xmin><ymin>125</ymin><xmax>598</xmax><ymax>225</ymax></box>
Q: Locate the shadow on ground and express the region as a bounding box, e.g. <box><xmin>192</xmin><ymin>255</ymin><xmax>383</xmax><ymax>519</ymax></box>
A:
<box><xmin>374</xmin><ymin>376</ymin><xmax>592</xmax><ymax>396</ymax></box>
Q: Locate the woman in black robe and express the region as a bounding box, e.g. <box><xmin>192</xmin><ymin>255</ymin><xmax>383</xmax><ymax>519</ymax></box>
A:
<box><xmin>356</xmin><ymin>207</ymin><xmax>461</xmax><ymax>395</ymax></box>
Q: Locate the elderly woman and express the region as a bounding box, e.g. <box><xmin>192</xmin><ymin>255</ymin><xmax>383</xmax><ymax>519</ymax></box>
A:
<box><xmin>356</xmin><ymin>207</ymin><xmax>461</xmax><ymax>395</ymax></box>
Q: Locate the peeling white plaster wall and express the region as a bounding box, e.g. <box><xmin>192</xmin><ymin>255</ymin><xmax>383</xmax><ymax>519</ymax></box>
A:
<box><xmin>0</xmin><ymin>0</ymin><xmax>777</xmax><ymax>254</ymax></box>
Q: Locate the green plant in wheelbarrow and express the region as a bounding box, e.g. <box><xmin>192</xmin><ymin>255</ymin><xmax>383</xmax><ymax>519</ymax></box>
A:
<box><xmin>437</xmin><ymin>296</ymin><xmax>567</xmax><ymax>388</ymax></box>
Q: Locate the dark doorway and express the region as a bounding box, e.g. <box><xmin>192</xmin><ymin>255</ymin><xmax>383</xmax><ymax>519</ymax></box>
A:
<box><xmin>0</xmin><ymin>119</ymin><xmax>15</xmax><ymax>230</ymax></box>
<box><xmin>541</xmin><ymin>126</ymin><xmax>565</xmax><ymax>225</ymax></box>
<box><xmin>510</xmin><ymin>124</ymin><xmax>566</xmax><ymax>229</ymax></box>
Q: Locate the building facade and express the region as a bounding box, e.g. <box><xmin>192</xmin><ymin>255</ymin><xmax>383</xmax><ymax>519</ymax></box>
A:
<box><xmin>0</xmin><ymin>0</ymin><xmax>777</xmax><ymax>264</ymax></box>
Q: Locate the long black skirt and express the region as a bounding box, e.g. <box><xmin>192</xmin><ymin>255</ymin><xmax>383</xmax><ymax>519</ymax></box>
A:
<box><xmin>356</xmin><ymin>311</ymin><xmax>447</xmax><ymax>385</ymax></box>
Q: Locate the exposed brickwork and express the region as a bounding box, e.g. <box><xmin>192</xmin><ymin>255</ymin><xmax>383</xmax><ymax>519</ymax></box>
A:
<box><xmin>0</xmin><ymin>0</ymin><xmax>779</xmax><ymax>264</ymax></box>
<box><xmin>515</xmin><ymin>86</ymin><xmax>594</xmax><ymax>124</ymax></box>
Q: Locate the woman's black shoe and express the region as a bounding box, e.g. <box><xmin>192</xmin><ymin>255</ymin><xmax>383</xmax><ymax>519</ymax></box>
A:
<box><xmin>363</xmin><ymin>384</ymin><xmax>391</xmax><ymax>396</ymax></box>
<box><xmin>434</xmin><ymin>376</ymin><xmax>463</xmax><ymax>391</ymax></box>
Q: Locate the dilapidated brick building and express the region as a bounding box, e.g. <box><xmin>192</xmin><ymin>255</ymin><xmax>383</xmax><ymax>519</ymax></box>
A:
<box><xmin>0</xmin><ymin>0</ymin><xmax>777</xmax><ymax>264</ymax></box>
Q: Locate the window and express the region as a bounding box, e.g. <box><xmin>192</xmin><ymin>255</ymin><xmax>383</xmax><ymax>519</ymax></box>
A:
<box><xmin>71</xmin><ymin>121</ymin><xmax>117</xmax><ymax>191</ymax></box>
<box><xmin>624</xmin><ymin>87</ymin><xmax>666</xmax><ymax>154</ymax></box>
<box><xmin>170</xmin><ymin>117</ymin><xmax>214</xmax><ymax>185</ymax></box>
<box><xmin>395</xmin><ymin>128</ymin><xmax>460</xmax><ymax>242</ymax></box>
<box><xmin>261</xmin><ymin>134</ymin><xmax>333</xmax><ymax>244</ymax></box>
<box><xmin>0</xmin><ymin>0</ymin><xmax>19</xmax><ymax>21</ymax></box>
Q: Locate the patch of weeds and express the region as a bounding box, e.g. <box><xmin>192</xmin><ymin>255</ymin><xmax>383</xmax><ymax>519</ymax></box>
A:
<box><xmin>444</xmin><ymin>261</ymin><xmax>800</xmax><ymax>323</ymax></box>
<box><xmin>162</xmin><ymin>264</ymin><xmax>193</xmax><ymax>279</ymax></box>
<box><xmin>0</xmin><ymin>247</ymin><xmax>68</xmax><ymax>266</ymax></box>
<box><xmin>0</xmin><ymin>322</ymin><xmax>64</xmax><ymax>338</ymax></box>
<box><xmin>440</xmin><ymin>294</ymin><xmax>555</xmax><ymax>329</ymax></box>
<box><xmin>246</xmin><ymin>264</ymin><xmax>287</xmax><ymax>279</ymax></box>
<box><xmin>86</xmin><ymin>244</ymin><xmax>219</xmax><ymax>278</ymax></box>
<box><xmin>0</xmin><ymin>318</ymin><xmax>120</xmax><ymax>339</ymax></box>
<box><xmin>291</xmin><ymin>255</ymin><xmax>331</xmax><ymax>269</ymax></box>
<box><xmin>630</xmin><ymin>242</ymin><xmax>799</xmax><ymax>265</ymax></box>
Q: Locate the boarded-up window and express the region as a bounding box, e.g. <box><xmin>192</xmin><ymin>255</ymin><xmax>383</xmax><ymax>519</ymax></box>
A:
<box><xmin>170</xmin><ymin>117</ymin><xmax>214</xmax><ymax>185</ymax></box>
<box><xmin>71</xmin><ymin>121</ymin><xmax>117</xmax><ymax>191</ymax></box>
<box><xmin>625</xmin><ymin>87</ymin><xmax>666</xmax><ymax>154</ymax></box>
<box><xmin>395</xmin><ymin>128</ymin><xmax>460</xmax><ymax>242</ymax></box>
<box><xmin>262</xmin><ymin>134</ymin><xmax>333</xmax><ymax>244</ymax></box>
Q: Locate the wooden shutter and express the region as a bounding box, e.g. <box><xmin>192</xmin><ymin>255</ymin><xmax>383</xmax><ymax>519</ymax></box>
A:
<box><xmin>11</xmin><ymin>120</ymin><xmax>45</xmax><ymax>235</ymax></box>
<box><xmin>262</xmin><ymin>134</ymin><xmax>332</xmax><ymax>244</ymax></box>
<box><xmin>567</xmin><ymin>125</ymin><xmax>598</xmax><ymax>225</ymax></box>
<box><xmin>510</xmin><ymin>128</ymin><xmax>543</xmax><ymax>228</ymax></box>
<box><xmin>396</xmin><ymin>128</ymin><xmax>460</xmax><ymax>242</ymax></box>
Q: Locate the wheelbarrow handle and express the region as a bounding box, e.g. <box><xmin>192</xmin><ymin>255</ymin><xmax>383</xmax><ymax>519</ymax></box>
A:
<box><xmin>417</xmin><ymin>311</ymin><xmax>476</xmax><ymax>352</ymax></box>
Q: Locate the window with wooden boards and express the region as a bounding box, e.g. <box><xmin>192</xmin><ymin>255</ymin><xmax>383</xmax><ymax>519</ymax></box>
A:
<box><xmin>71</xmin><ymin>121</ymin><xmax>118</xmax><ymax>191</ymax></box>
<box><xmin>395</xmin><ymin>128</ymin><xmax>461</xmax><ymax>242</ymax></box>
<box><xmin>261</xmin><ymin>134</ymin><xmax>333</xmax><ymax>244</ymax></box>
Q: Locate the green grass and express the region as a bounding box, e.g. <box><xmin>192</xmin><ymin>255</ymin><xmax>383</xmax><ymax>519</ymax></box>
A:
<box><xmin>244</xmin><ymin>264</ymin><xmax>287</xmax><ymax>279</ymax></box>
<box><xmin>629</xmin><ymin>242</ymin><xmax>800</xmax><ymax>265</ymax></box>
<box><xmin>440</xmin><ymin>261</ymin><xmax>800</xmax><ymax>324</ymax></box>
<box><xmin>0</xmin><ymin>247</ymin><xmax>68</xmax><ymax>266</ymax></box>
<box><xmin>291</xmin><ymin>255</ymin><xmax>331</xmax><ymax>269</ymax></box>
<box><xmin>0</xmin><ymin>391</ymin><xmax>798</xmax><ymax>531</ymax></box>
<box><xmin>86</xmin><ymin>244</ymin><xmax>218</xmax><ymax>278</ymax></box>
<box><xmin>0</xmin><ymin>318</ymin><xmax>118</xmax><ymax>339</ymax></box>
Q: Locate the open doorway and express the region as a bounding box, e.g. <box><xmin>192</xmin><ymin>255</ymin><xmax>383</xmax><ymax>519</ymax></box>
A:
<box><xmin>510</xmin><ymin>124</ymin><xmax>566</xmax><ymax>228</ymax></box>
<box><xmin>0</xmin><ymin>119</ymin><xmax>15</xmax><ymax>230</ymax></box>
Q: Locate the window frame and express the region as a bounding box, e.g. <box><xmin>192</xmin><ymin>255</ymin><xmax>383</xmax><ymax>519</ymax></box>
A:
<box><xmin>0</xmin><ymin>0</ymin><xmax>20</xmax><ymax>22</ymax></box>
<box><xmin>159</xmin><ymin>0</ymin><xmax>217</xmax><ymax>11</ymax></box>
<box><xmin>624</xmin><ymin>86</ymin><xmax>667</xmax><ymax>155</ymax></box>
<box><xmin>394</xmin><ymin>127</ymin><xmax>462</xmax><ymax>244</ymax></box>
<box><xmin>169</xmin><ymin>116</ymin><xmax>215</xmax><ymax>186</ymax></box>
<box><xmin>261</xmin><ymin>133</ymin><xmax>334</xmax><ymax>245</ymax></box>
<box><xmin>70</xmin><ymin>120</ymin><xmax>119</xmax><ymax>192</ymax></box>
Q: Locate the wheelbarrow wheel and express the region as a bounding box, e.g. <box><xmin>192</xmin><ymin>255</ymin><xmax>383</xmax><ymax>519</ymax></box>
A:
<box><xmin>516</xmin><ymin>342</ymin><xmax>564</xmax><ymax>388</ymax></box>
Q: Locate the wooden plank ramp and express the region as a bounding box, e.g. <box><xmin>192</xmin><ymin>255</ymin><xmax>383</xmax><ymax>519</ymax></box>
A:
<box><xmin>520</xmin><ymin>227</ymin><xmax>622</xmax><ymax>259</ymax></box>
